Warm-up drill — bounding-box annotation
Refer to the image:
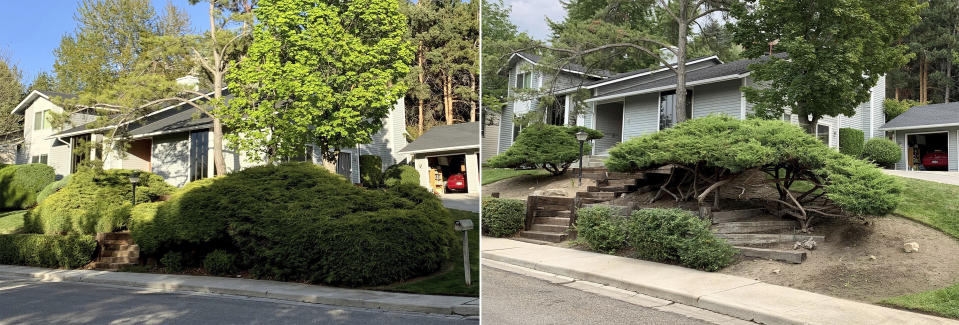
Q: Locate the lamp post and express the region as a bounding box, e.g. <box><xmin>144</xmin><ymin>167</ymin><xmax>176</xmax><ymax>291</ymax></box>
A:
<box><xmin>575</xmin><ymin>131</ymin><xmax>588</xmax><ymax>186</ymax></box>
<box><xmin>128</xmin><ymin>171</ymin><xmax>140</xmax><ymax>206</ymax></box>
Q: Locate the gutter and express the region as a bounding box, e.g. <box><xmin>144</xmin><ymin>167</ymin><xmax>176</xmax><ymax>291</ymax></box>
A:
<box><xmin>585</xmin><ymin>73</ymin><xmax>749</xmax><ymax>103</ymax></box>
<box><xmin>398</xmin><ymin>144</ymin><xmax>480</xmax><ymax>155</ymax></box>
<box><xmin>878</xmin><ymin>122</ymin><xmax>959</xmax><ymax>131</ymax></box>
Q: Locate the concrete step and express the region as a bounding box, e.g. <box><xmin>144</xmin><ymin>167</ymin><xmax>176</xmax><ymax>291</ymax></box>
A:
<box><xmin>531</xmin><ymin>224</ymin><xmax>569</xmax><ymax>232</ymax></box>
<box><xmin>511</xmin><ymin>237</ymin><xmax>553</xmax><ymax>245</ymax></box>
<box><xmin>711</xmin><ymin>209</ymin><xmax>768</xmax><ymax>223</ymax></box>
<box><xmin>100</xmin><ymin>250</ymin><xmax>139</xmax><ymax>258</ymax></box>
<box><xmin>716</xmin><ymin>233</ymin><xmax>825</xmax><ymax>245</ymax></box>
<box><xmin>519</xmin><ymin>230</ymin><xmax>567</xmax><ymax>243</ymax></box>
<box><xmin>734</xmin><ymin>246</ymin><xmax>807</xmax><ymax>264</ymax></box>
<box><xmin>535</xmin><ymin>217</ymin><xmax>571</xmax><ymax>226</ymax></box>
<box><xmin>535</xmin><ymin>210</ymin><xmax>571</xmax><ymax>218</ymax></box>
<box><xmin>98</xmin><ymin>256</ymin><xmax>137</xmax><ymax>264</ymax></box>
<box><xmin>711</xmin><ymin>220</ymin><xmax>798</xmax><ymax>234</ymax></box>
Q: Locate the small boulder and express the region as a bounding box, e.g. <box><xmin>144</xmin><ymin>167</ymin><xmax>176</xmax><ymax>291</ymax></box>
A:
<box><xmin>772</xmin><ymin>269</ymin><xmax>781</xmax><ymax>275</ymax></box>
<box><xmin>904</xmin><ymin>242</ymin><xmax>919</xmax><ymax>253</ymax></box>
<box><xmin>868</xmin><ymin>255</ymin><xmax>877</xmax><ymax>260</ymax></box>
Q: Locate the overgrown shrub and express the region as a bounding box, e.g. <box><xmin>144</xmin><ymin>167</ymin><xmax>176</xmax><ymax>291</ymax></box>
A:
<box><xmin>821</xmin><ymin>151</ymin><xmax>903</xmax><ymax>216</ymax></box>
<box><xmin>383</xmin><ymin>164</ymin><xmax>419</xmax><ymax>187</ymax></box>
<box><xmin>203</xmin><ymin>250</ymin><xmax>238</xmax><ymax>275</ymax></box>
<box><xmin>838</xmin><ymin>128</ymin><xmax>864</xmax><ymax>157</ymax></box>
<box><xmin>862</xmin><ymin>137</ymin><xmax>901</xmax><ymax>167</ymax></box>
<box><xmin>481</xmin><ymin>198</ymin><xmax>525</xmax><ymax>237</ymax></box>
<box><xmin>0</xmin><ymin>234</ymin><xmax>96</xmax><ymax>268</ymax></box>
<box><xmin>36</xmin><ymin>174</ymin><xmax>72</xmax><ymax>205</ymax></box>
<box><xmin>487</xmin><ymin>124</ymin><xmax>596</xmax><ymax>175</ymax></box>
<box><xmin>0</xmin><ymin>164</ymin><xmax>56</xmax><ymax>210</ymax></box>
<box><xmin>161</xmin><ymin>251</ymin><xmax>184</xmax><ymax>272</ymax></box>
<box><xmin>627</xmin><ymin>209</ymin><xmax>736</xmax><ymax>271</ymax></box>
<box><xmin>130</xmin><ymin>162</ymin><xmax>454</xmax><ymax>286</ymax></box>
<box><xmin>24</xmin><ymin>168</ymin><xmax>174</xmax><ymax>235</ymax></box>
<box><xmin>574</xmin><ymin>205</ymin><xmax>628</xmax><ymax>253</ymax></box>
<box><xmin>359</xmin><ymin>155</ymin><xmax>383</xmax><ymax>188</ymax></box>
<box><xmin>883</xmin><ymin>98</ymin><xmax>919</xmax><ymax>122</ymax></box>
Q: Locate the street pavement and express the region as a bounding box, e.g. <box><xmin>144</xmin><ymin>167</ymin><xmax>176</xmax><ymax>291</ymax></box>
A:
<box><xmin>0</xmin><ymin>275</ymin><xmax>476</xmax><ymax>325</ymax></box>
<box><xmin>481</xmin><ymin>266</ymin><xmax>714</xmax><ymax>325</ymax></box>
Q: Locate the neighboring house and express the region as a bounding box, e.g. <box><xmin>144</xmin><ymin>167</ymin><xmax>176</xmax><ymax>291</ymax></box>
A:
<box><xmin>399</xmin><ymin>122</ymin><xmax>480</xmax><ymax>194</ymax></box>
<box><xmin>9</xmin><ymin>79</ymin><xmax>409</xmax><ymax>186</ymax></box>
<box><xmin>879</xmin><ymin>102</ymin><xmax>959</xmax><ymax>172</ymax></box>
<box><xmin>491</xmin><ymin>53</ymin><xmax>886</xmax><ymax>157</ymax></box>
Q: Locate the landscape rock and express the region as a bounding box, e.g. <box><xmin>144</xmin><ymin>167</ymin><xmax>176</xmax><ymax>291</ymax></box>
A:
<box><xmin>869</xmin><ymin>255</ymin><xmax>877</xmax><ymax>260</ymax></box>
<box><xmin>793</xmin><ymin>238</ymin><xmax>817</xmax><ymax>250</ymax></box>
<box><xmin>532</xmin><ymin>189</ymin><xmax>568</xmax><ymax>197</ymax></box>
<box><xmin>772</xmin><ymin>269</ymin><xmax>781</xmax><ymax>274</ymax></box>
<box><xmin>903</xmin><ymin>242</ymin><xmax>919</xmax><ymax>253</ymax></box>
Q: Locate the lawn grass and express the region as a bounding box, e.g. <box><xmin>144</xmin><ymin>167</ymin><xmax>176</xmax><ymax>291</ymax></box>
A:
<box><xmin>383</xmin><ymin>208</ymin><xmax>479</xmax><ymax>296</ymax></box>
<box><xmin>482</xmin><ymin>167</ymin><xmax>550</xmax><ymax>185</ymax></box>
<box><xmin>0</xmin><ymin>210</ymin><xmax>26</xmax><ymax>234</ymax></box>
<box><xmin>879</xmin><ymin>176</ymin><xmax>959</xmax><ymax>317</ymax></box>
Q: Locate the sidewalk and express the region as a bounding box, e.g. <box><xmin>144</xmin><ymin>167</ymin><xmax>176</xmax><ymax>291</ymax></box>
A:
<box><xmin>482</xmin><ymin>237</ymin><xmax>958</xmax><ymax>325</ymax></box>
<box><xmin>0</xmin><ymin>265</ymin><xmax>478</xmax><ymax>316</ymax></box>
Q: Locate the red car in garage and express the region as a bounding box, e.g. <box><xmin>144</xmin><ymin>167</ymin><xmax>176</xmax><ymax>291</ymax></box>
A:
<box><xmin>447</xmin><ymin>173</ymin><xmax>467</xmax><ymax>191</ymax></box>
<box><xmin>922</xmin><ymin>150</ymin><xmax>948</xmax><ymax>169</ymax></box>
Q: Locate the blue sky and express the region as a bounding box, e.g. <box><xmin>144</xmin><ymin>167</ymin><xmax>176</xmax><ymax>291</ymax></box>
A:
<box><xmin>0</xmin><ymin>0</ymin><xmax>212</xmax><ymax>84</ymax></box>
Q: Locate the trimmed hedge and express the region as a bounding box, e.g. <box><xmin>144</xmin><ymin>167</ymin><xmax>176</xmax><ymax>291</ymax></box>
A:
<box><xmin>0</xmin><ymin>234</ymin><xmax>96</xmax><ymax>268</ymax></box>
<box><xmin>383</xmin><ymin>164</ymin><xmax>419</xmax><ymax>187</ymax></box>
<box><xmin>487</xmin><ymin>124</ymin><xmax>595</xmax><ymax>175</ymax></box>
<box><xmin>862</xmin><ymin>137</ymin><xmax>902</xmax><ymax>167</ymax></box>
<box><xmin>203</xmin><ymin>250</ymin><xmax>238</xmax><ymax>275</ymax></box>
<box><xmin>481</xmin><ymin>197</ymin><xmax>525</xmax><ymax>237</ymax></box>
<box><xmin>627</xmin><ymin>209</ymin><xmax>737</xmax><ymax>271</ymax></box>
<box><xmin>130</xmin><ymin>162</ymin><xmax>454</xmax><ymax>286</ymax></box>
<box><xmin>574</xmin><ymin>205</ymin><xmax>628</xmax><ymax>253</ymax></box>
<box><xmin>0</xmin><ymin>164</ymin><xmax>56</xmax><ymax>210</ymax></box>
<box><xmin>25</xmin><ymin>168</ymin><xmax>174</xmax><ymax>235</ymax></box>
<box><xmin>359</xmin><ymin>155</ymin><xmax>383</xmax><ymax>188</ymax></box>
<box><xmin>838</xmin><ymin>128</ymin><xmax>864</xmax><ymax>157</ymax></box>
<box><xmin>36</xmin><ymin>174</ymin><xmax>72</xmax><ymax>205</ymax></box>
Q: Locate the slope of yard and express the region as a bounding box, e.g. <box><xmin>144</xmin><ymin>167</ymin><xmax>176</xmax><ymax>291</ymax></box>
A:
<box><xmin>482</xmin><ymin>167</ymin><xmax>549</xmax><ymax>185</ymax></box>
<box><xmin>0</xmin><ymin>210</ymin><xmax>25</xmax><ymax>234</ymax></box>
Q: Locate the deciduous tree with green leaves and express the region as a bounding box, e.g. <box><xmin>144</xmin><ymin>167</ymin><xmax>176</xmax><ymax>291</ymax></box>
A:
<box><xmin>0</xmin><ymin>55</ymin><xmax>24</xmax><ymax>147</ymax></box>
<box><xmin>225</xmin><ymin>0</ymin><xmax>413</xmax><ymax>163</ymax></box>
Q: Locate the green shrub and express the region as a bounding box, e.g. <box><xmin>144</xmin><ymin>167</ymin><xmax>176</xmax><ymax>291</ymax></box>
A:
<box><xmin>203</xmin><ymin>250</ymin><xmax>238</xmax><ymax>275</ymax></box>
<box><xmin>481</xmin><ymin>198</ymin><xmax>525</xmax><ymax>237</ymax></box>
<box><xmin>822</xmin><ymin>151</ymin><xmax>904</xmax><ymax>216</ymax></box>
<box><xmin>36</xmin><ymin>174</ymin><xmax>72</xmax><ymax>205</ymax></box>
<box><xmin>884</xmin><ymin>98</ymin><xmax>919</xmax><ymax>122</ymax></box>
<box><xmin>94</xmin><ymin>202</ymin><xmax>133</xmax><ymax>233</ymax></box>
<box><xmin>838</xmin><ymin>128</ymin><xmax>864</xmax><ymax>157</ymax></box>
<box><xmin>359</xmin><ymin>155</ymin><xmax>384</xmax><ymax>188</ymax></box>
<box><xmin>0</xmin><ymin>164</ymin><xmax>56</xmax><ymax>210</ymax></box>
<box><xmin>574</xmin><ymin>205</ymin><xmax>628</xmax><ymax>253</ymax></box>
<box><xmin>862</xmin><ymin>137</ymin><xmax>901</xmax><ymax>167</ymax></box>
<box><xmin>627</xmin><ymin>209</ymin><xmax>736</xmax><ymax>271</ymax></box>
<box><xmin>131</xmin><ymin>162</ymin><xmax>454</xmax><ymax>286</ymax></box>
<box><xmin>0</xmin><ymin>234</ymin><xmax>96</xmax><ymax>268</ymax></box>
<box><xmin>383</xmin><ymin>164</ymin><xmax>420</xmax><ymax>187</ymax></box>
<box><xmin>161</xmin><ymin>251</ymin><xmax>184</xmax><ymax>272</ymax></box>
<box><xmin>25</xmin><ymin>168</ymin><xmax>174</xmax><ymax>235</ymax></box>
<box><xmin>487</xmin><ymin>124</ymin><xmax>595</xmax><ymax>175</ymax></box>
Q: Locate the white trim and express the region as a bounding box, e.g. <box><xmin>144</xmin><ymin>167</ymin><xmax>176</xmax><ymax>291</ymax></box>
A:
<box><xmin>585</xmin><ymin>73</ymin><xmax>749</xmax><ymax>103</ymax></box>
<box><xmin>563</xmin><ymin>95</ymin><xmax>572</xmax><ymax>126</ymax></box>
<box><xmin>620</xmin><ymin>100</ymin><xmax>626</xmax><ymax>145</ymax></box>
<box><xmin>656</xmin><ymin>91</ymin><xmax>662</xmax><ymax>132</ymax></box>
<box><xmin>11</xmin><ymin>90</ymin><xmax>44</xmax><ymax>114</ymax></box>
<box><xmin>879</xmin><ymin>122</ymin><xmax>959</xmax><ymax>131</ymax></box>
<box><xmin>498</xmin><ymin>53</ymin><xmax>607</xmax><ymax>79</ymax></box>
<box><xmin>399</xmin><ymin>144</ymin><xmax>480</xmax><ymax>155</ymax></box>
<box><xmin>903</xmin><ymin>131</ymin><xmax>951</xmax><ymax>171</ymax></box>
<box><xmin>591</xmin><ymin>103</ymin><xmax>596</xmax><ymax>155</ymax></box>
<box><xmin>584</xmin><ymin>56</ymin><xmax>722</xmax><ymax>89</ymax></box>
<box><xmin>739</xmin><ymin>78</ymin><xmax>747</xmax><ymax>119</ymax></box>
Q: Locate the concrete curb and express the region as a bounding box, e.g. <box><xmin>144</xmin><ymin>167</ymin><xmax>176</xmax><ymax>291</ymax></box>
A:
<box><xmin>0</xmin><ymin>265</ymin><xmax>478</xmax><ymax>316</ymax></box>
<box><xmin>482</xmin><ymin>237</ymin><xmax>958</xmax><ymax>325</ymax></box>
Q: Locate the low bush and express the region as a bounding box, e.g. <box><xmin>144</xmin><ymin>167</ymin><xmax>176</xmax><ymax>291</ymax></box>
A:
<box><xmin>359</xmin><ymin>155</ymin><xmax>383</xmax><ymax>188</ymax></box>
<box><xmin>383</xmin><ymin>164</ymin><xmax>419</xmax><ymax>187</ymax></box>
<box><xmin>0</xmin><ymin>164</ymin><xmax>56</xmax><ymax>210</ymax></box>
<box><xmin>36</xmin><ymin>174</ymin><xmax>72</xmax><ymax>205</ymax></box>
<box><xmin>0</xmin><ymin>234</ymin><xmax>96</xmax><ymax>268</ymax></box>
<box><xmin>481</xmin><ymin>198</ymin><xmax>525</xmax><ymax>237</ymax></box>
<box><xmin>627</xmin><ymin>209</ymin><xmax>736</xmax><ymax>271</ymax></box>
<box><xmin>486</xmin><ymin>124</ymin><xmax>595</xmax><ymax>175</ymax></box>
<box><xmin>862</xmin><ymin>137</ymin><xmax>902</xmax><ymax>167</ymax></box>
<box><xmin>161</xmin><ymin>251</ymin><xmax>184</xmax><ymax>272</ymax></box>
<box><xmin>203</xmin><ymin>250</ymin><xmax>238</xmax><ymax>275</ymax></box>
<box><xmin>24</xmin><ymin>168</ymin><xmax>174</xmax><ymax>235</ymax></box>
<box><xmin>574</xmin><ymin>206</ymin><xmax>628</xmax><ymax>253</ymax></box>
<box><xmin>838</xmin><ymin>128</ymin><xmax>864</xmax><ymax>157</ymax></box>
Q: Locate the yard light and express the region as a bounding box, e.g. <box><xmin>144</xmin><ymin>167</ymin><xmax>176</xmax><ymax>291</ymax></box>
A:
<box><xmin>454</xmin><ymin>219</ymin><xmax>474</xmax><ymax>287</ymax></box>
<box><xmin>575</xmin><ymin>131</ymin><xmax>588</xmax><ymax>186</ymax></box>
<box><xmin>129</xmin><ymin>170</ymin><xmax>140</xmax><ymax>206</ymax></box>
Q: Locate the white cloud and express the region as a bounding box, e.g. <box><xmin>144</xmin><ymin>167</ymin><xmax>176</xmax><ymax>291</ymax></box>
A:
<box><xmin>506</xmin><ymin>0</ymin><xmax>566</xmax><ymax>40</ymax></box>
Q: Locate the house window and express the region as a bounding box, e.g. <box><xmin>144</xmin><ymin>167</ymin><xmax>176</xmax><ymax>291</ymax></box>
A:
<box><xmin>189</xmin><ymin>130</ymin><xmax>209</xmax><ymax>181</ymax></box>
<box><xmin>659</xmin><ymin>90</ymin><xmax>693</xmax><ymax>130</ymax></box>
<box><xmin>31</xmin><ymin>155</ymin><xmax>48</xmax><ymax>164</ymax></box>
<box><xmin>515</xmin><ymin>72</ymin><xmax>533</xmax><ymax>89</ymax></box>
<box><xmin>816</xmin><ymin>124</ymin><xmax>830</xmax><ymax>144</ymax></box>
<box><xmin>281</xmin><ymin>146</ymin><xmax>314</xmax><ymax>163</ymax></box>
<box><xmin>335</xmin><ymin>152</ymin><xmax>352</xmax><ymax>179</ymax></box>
<box><xmin>33</xmin><ymin>110</ymin><xmax>51</xmax><ymax>130</ymax></box>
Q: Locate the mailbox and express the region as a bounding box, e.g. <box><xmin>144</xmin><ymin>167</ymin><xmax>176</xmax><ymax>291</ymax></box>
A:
<box><xmin>454</xmin><ymin>219</ymin><xmax>474</xmax><ymax>231</ymax></box>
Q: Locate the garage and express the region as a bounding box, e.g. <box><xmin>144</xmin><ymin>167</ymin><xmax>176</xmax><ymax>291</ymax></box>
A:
<box><xmin>906</xmin><ymin>132</ymin><xmax>949</xmax><ymax>171</ymax></box>
<box><xmin>879</xmin><ymin>102</ymin><xmax>959</xmax><ymax>172</ymax></box>
<box><xmin>399</xmin><ymin>122</ymin><xmax>480</xmax><ymax>194</ymax></box>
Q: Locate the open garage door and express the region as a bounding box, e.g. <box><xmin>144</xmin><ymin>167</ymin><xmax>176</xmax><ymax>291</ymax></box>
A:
<box><xmin>427</xmin><ymin>154</ymin><xmax>470</xmax><ymax>193</ymax></box>
<box><xmin>907</xmin><ymin>132</ymin><xmax>949</xmax><ymax>171</ymax></box>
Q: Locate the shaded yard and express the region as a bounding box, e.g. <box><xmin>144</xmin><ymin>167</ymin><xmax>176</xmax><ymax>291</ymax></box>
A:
<box><xmin>482</xmin><ymin>167</ymin><xmax>549</xmax><ymax>185</ymax></box>
<box><xmin>0</xmin><ymin>210</ymin><xmax>25</xmax><ymax>234</ymax></box>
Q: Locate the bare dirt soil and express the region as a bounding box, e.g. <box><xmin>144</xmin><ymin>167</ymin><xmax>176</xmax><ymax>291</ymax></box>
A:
<box><xmin>482</xmin><ymin>173</ymin><xmax>596</xmax><ymax>199</ymax></box>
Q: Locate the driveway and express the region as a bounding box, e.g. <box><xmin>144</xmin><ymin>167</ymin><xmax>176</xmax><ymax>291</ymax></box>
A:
<box><xmin>441</xmin><ymin>193</ymin><xmax>479</xmax><ymax>212</ymax></box>
<box><xmin>882</xmin><ymin>169</ymin><xmax>959</xmax><ymax>186</ymax></box>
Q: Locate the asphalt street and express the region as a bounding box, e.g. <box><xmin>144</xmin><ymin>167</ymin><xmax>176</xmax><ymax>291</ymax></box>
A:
<box><xmin>0</xmin><ymin>275</ymin><xmax>477</xmax><ymax>325</ymax></box>
<box><xmin>481</xmin><ymin>266</ymin><xmax>715</xmax><ymax>325</ymax></box>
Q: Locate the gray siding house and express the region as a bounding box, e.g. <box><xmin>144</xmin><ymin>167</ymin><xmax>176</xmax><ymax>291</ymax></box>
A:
<box><xmin>493</xmin><ymin>54</ymin><xmax>886</xmax><ymax>157</ymax></box>
<box><xmin>879</xmin><ymin>102</ymin><xmax>959</xmax><ymax>172</ymax></box>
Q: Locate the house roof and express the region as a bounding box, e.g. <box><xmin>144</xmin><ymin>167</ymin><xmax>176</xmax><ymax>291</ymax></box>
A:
<box><xmin>582</xmin><ymin>55</ymin><xmax>722</xmax><ymax>88</ymax></box>
<box><xmin>499</xmin><ymin>52</ymin><xmax>614</xmax><ymax>79</ymax></box>
<box><xmin>10</xmin><ymin>90</ymin><xmax>77</xmax><ymax>114</ymax></box>
<box><xmin>879</xmin><ymin>102</ymin><xmax>959</xmax><ymax>131</ymax></box>
<box><xmin>399</xmin><ymin>122</ymin><xmax>480</xmax><ymax>154</ymax></box>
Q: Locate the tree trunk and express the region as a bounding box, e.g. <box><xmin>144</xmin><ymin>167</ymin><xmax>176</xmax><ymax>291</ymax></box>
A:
<box><xmin>674</xmin><ymin>2</ymin><xmax>689</xmax><ymax>123</ymax></box>
<box><xmin>208</xmin><ymin>0</ymin><xmax>227</xmax><ymax>176</ymax></box>
<box><xmin>417</xmin><ymin>42</ymin><xmax>425</xmax><ymax>134</ymax></box>
<box><xmin>895</xmin><ymin>88</ymin><xmax>900</xmax><ymax>100</ymax></box>
<box><xmin>469</xmin><ymin>72</ymin><xmax>477</xmax><ymax>122</ymax></box>
<box><xmin>946</xmin><ymin>61</ymin><xmax>952</xmax><ymax>103</ymax></box>
<box><xmin>444</xmin><ymin>73</ymin><xmax>454</xmax><ymax>125</ymax></box>
<box><xmin>921</xmin><ymin>57</ymin><xmax>928</xmax><ymax>104</ymax></box>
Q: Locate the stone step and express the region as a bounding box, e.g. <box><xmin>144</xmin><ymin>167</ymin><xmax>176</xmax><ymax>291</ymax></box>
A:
<box><xmin>96</xmin><ymin>232</ymin><xmax>132</xmax><ymax>241</ymax></box>
<box><xmin>102</xmin><ymin>244</ymin><xmax>139</xmax><ymax>251</ymax></box>
<box><xmin>735</xmin><ymin>246</ymin><xmax>807</xmax><ymax>264</ymax></box>
<box><xmin>576</xmin><ymin>191</ymin><xmax>616</xmax><ymax>200</ymax></box>
<box><xmin>711</xmin><ymin>220</ymin><xmax>798</xmax><ymax>234</ymax></box>
<box><xmin>519</xmin><ymin>230</ymin><xmax>567</xmax><ymax>243</ymax></box>
<box><xmin>98</xmin><ymin>256</ymin><xmax>137</xmax><ymax>264</ymax></box>
<box><xmin>100</xmin><ymin>249</ymin><xmax>139</xmax><ymax>258</ymax></box>
<box><xmin>535</xmin><ymin>210</ymin><xmax>571</xmax><ymax>218</ymax></box>
<box><xmin>711</xmin><ymin>209</ymin><xmax>768</xmax><ymax>223</ymax></box>
<box><xmin>531</xmin><ymin>224</ymin><xmax>569</xmax><ymax>232</ymax></box>
<box><xmin>716</xmin><ymin>233</ymin><xmax>825</xmax><ymax>245</ymax></box>
<box><xmin>534</xmin><ymin>217</ymin><xmax>571</xmax><ymax>226</ymax></box>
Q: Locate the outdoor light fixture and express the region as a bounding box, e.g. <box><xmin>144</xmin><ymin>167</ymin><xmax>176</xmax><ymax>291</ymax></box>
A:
<box><xmin>454</xmin><ymin>219</ymin><xmax>474</xmax><ymax>287</ymax></box>
<box><xmin>129</xmin><ymin>170</ymin><xmax>140</xmax><ymax>206</ymax></box>
<box><xmin>575</xmin><ymin>131</ymin><xmax>588</xmax><ymax>186</ymax></box>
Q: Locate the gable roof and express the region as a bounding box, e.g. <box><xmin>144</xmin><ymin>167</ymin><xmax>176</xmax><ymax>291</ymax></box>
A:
<box><xmin>582</xmin><ymin>55</ymin><xmax>722</xmax><ymax>89</ymax></box>
<box><xmin>399</xmin><ymin>122</ymin><xmax>480</xmax><ymax>154</ymax></box>
<box><xmin>499</xmin><ymin>52</ymin><xmax>614</xmax><ymax>79</ymax></box>
<box><xmin>879</xmin><ymin>102</ymin><xmax>959</xmax><ymax>131</ymax></box>
<box><xmin>10</xmin><ymin>90</ymin><xmax>77</xmax><ymax>114</ymax></box>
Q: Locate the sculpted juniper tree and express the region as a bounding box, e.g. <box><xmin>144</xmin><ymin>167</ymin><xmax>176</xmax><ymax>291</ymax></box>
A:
<box><xmin>732</xmin><ymin>0</ymin><xmax>922</xmax><ymax>133</ymax></box>
<box><xmin>224</xmin><ymin>0</ymin><xmax>413</xmax><ymax>164</ymax></box>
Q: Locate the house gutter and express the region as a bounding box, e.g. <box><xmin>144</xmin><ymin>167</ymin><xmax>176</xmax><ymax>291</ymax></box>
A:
<box><xmin>584</xmin><ymin>73</ymin><xmax>749</xmax><ymax>103</ymax></box>
<box><xmin>584</xmin><ymin>55</ymin><xmax>721</xmax><ymax>89</ymax></box>
<box><xmin>398</xmin><ymin>144</ymin><xmax>480</xmax><ymax>155</ymax></box>
<box><xmin>879</xmin><ymin>122</ymin><xmax>959</xmax><ymax>131</ymax></box>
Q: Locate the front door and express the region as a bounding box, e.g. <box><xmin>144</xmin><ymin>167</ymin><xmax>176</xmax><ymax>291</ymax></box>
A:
<box><xmin>336</xmin><ymin>152</ymin><xmax>352</xmax><ymax>179</ymax></box>
<box><xmin>593</xmin><ymin>102</ymin><xmax>623</xmax><ymax>155</ymax></box>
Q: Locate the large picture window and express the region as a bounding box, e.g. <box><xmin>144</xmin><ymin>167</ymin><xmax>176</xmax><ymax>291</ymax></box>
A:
<box><xmin>189</xmin><ymin>130</ymin><xmax>209</xmax><ymax>181</ymax></box>
<box><xmin>659</xmin><ymin>90</ymin><xmax>693</xmax><ymax>130</ymax></box>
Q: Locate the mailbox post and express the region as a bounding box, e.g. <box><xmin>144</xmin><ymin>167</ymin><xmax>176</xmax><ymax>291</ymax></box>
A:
<box><xmin>454</xmin><ymin>219</ymin><xmax>474</xmax><ymax>287</ymax></box>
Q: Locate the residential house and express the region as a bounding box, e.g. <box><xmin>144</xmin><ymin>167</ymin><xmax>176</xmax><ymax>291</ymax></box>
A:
<box><xmin>879</xmin><ymin>102</ymin><xmax>959</xmax><ymax>171</ymax></box>
<box><xmin>399</xmin><ymin>122</ymin><xmax>480</xmax><ymax>194</ymax></box>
